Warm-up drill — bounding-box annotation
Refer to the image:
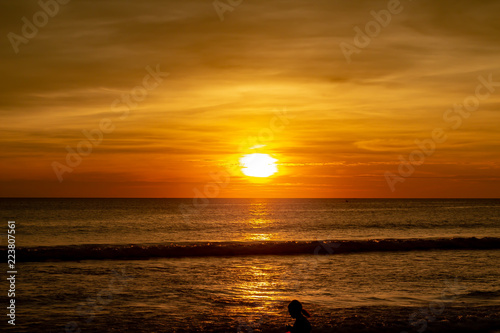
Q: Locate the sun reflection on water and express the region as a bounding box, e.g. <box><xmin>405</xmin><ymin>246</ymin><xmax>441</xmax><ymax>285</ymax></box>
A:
<box><xmin>249</xmin><ymin>233</ymin><xmax>272</xmax><ymax>241</ymax></box>
<box><xmin>245</xmin><ymin>200</ymin><xmax>276</xmax><ymax>241</ymax></box>
<box><xmin>232</xmin><ymin>264</ymin><xmax>284</xmax><ymax>314</ymax></box>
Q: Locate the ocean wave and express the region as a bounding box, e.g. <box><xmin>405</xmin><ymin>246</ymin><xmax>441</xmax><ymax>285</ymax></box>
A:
<box><xmin>461</xmin><ymin>290</ymin><xmax>500</xmax><ymax>299</ymax></box>
<box><xmin>8</xmin><ymin>237</ymin><xmax>500</xmax><ymax>262</ymax></box>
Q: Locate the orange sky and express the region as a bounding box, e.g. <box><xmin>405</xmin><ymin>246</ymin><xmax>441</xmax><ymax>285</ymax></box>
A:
<box><xmin>1</xmin><ymin>0</ymin><xmax>499</xmax><ymax>198</ymax></box>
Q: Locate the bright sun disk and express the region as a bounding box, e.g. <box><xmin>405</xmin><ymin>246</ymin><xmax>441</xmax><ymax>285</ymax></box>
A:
<box><xmin>240</xmin><ymin>153</ymin><xmax>278</xmax><ymax>178</ymax></box>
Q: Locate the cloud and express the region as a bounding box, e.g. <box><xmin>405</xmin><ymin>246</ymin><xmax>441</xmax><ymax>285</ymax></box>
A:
<box><xmin>1</xmin><ymin>0</ymin><xmax>499</xmax><ymax>196</ymax></box>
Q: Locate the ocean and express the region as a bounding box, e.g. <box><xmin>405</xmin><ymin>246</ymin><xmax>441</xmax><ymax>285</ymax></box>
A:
<box><xmin>1</xmin><ymin>198</ymin><xmax>499</xmax><ymax>332</ymax></box>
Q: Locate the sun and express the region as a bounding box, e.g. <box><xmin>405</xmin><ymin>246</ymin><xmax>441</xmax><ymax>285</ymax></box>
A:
<box><xmin>240</xmin><ymin>153</ymin><xmax>278</xmax><ymax>178</ymax></box>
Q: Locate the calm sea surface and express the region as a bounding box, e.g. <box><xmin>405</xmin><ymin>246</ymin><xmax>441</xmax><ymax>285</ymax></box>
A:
<box><xmin>1</xmin><ymin>198</ymin><xmax>499</xmax><ymax>332</ymax></box>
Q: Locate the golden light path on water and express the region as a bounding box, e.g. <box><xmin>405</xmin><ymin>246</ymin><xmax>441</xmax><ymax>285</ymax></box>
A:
<box><xmin>246</xmin><ymin>201</ymin><xmax>275</xmax><ymax>241</ymax></box>
<box><xmin>230</xmin><ymin>202</ymin><xmax>297</xmax><ymax>321</ymax></box>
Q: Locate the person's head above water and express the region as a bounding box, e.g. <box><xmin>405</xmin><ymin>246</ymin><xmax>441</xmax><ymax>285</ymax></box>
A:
<box><xmin>288</xmin><ymin>300</ymin><xmax>310</xmax><ymax>319</ymax></box>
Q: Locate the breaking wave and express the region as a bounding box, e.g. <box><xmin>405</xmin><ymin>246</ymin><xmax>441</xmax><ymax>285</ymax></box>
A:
<box><xmin>8</xmin><ymin>237</ymin><xmax>500</xmax><ymax>262</ymax></box>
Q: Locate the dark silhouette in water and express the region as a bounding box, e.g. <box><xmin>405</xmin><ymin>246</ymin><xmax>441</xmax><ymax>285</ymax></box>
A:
<box><xmin>285</xmin><ymin>300</ymin><xmax>311</xmax><ymax>333</ymax></box>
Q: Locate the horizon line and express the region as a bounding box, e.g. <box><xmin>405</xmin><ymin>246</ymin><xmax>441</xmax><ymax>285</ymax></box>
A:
<box><xmin>1</xmin><ymin>197</ymin><xmax>499</xmax><ymax>200</ymax></box>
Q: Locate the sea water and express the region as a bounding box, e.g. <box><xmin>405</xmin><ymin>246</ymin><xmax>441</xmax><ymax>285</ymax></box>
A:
<box><xmin>1</xmin><ymin>198</ymin><xmax>499</xmax><ymax>332</ymax></box>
